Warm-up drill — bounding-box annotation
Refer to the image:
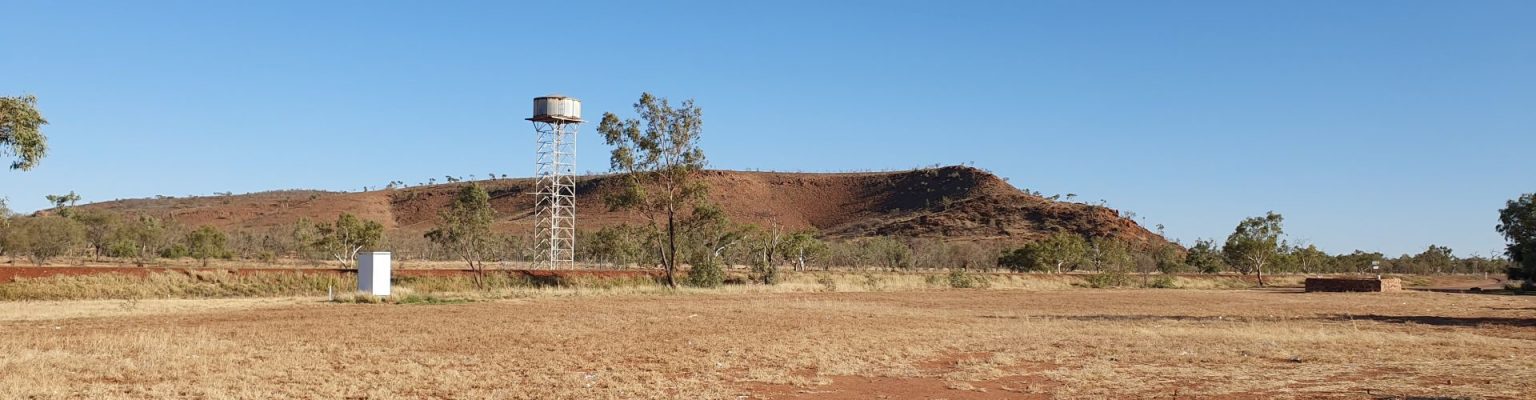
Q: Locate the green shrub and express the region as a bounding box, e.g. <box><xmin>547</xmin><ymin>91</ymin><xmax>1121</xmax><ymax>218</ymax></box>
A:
<box><xmin>815</xmin><ymin>275</ymin><xmax>837</xmax><ymax>292</ymax></box>
<box><xmin>687</xmin><ymin>261</ymin><xmax>725</xmax><ymax>288</ymax></box>
<box><xmin>160</xmin><ymin>244</ymin><xmax>189</xmax><ymax>259</ymax></box>
<box><xmin>947</xmin><ymin>270</ymin><xmax>989</xmax><ymax>289</ymax></box>
<box><xmin>1085</xmin><ymin>271</ymin><xmax>1131</xmax><ymax>288</ymax></box>
<box><xmin>1145</xmin><ymin>275</ymin><xmax>1177</xmax><ymax>289</ymax></box>
<box><xmin>750</xmin><ymin>262</ymin><xmax>781</xmax><ymax>285</ymax></box>
<box><xmin>105</xmin><ymin>239</ymin><xmax>139</xmax><ymax>259</ymax></box>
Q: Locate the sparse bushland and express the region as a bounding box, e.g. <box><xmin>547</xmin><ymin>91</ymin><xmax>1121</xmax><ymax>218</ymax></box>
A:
<box><xmin>0</xmin><ymin>267</ymin><xmax>1331</xmax><ymax>301</ymax></box>
<box><xmin>7</xmin><ymin>215</ymin><xmax>84</xmax><ymax>265</ymax></box>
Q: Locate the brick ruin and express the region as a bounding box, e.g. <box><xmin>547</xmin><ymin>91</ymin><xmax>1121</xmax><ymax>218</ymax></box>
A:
<box><xmin>1304</xmin><ymin>277</ymin><xmax>1403</xmax><ymax>292</ymax></box>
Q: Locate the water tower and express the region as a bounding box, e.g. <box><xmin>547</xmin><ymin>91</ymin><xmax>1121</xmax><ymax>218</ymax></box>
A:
<box><xmin>528</xmin><ymin>96</ymin><xmax>581</xmax><ymax>269</ymax></box>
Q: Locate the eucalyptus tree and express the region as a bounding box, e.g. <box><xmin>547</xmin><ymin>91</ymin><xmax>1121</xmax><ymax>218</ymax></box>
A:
<box><xmin>998</xmin><ymin>231</ymin><xmax>1087</xmax><ymax>273</ymax></box>
<box><xmin>598</xmin><ymin>92</ymin><xmax>706</xmax><ymax>288</ymax></box>
<box><xmin>1</xmin><ymin>94</ymin><xmax>48</xmax><ymax>171</ymax></box>
<box><xmin>777</xmin><ymin>230</ymin><xmax>827</xmax><ymax>271</ymax></box>
<box><xmin>1185</xmin><ymin>239</ymin><xmax>1226</xmax><ymax>274</ymax></box>
<box><xmin>13</xmin><ymin>216</ymin><xmax>85</xmax><ymax>265</ymax></box>
<box><xmin>426</xmin><ymin>184</ymin><xmax>495</xmax><ymax>284</ymax></box>
<box><xmin>1223</xmin><ymin>212</ymin><xmax>1284</xmax><ymax>287</ymax></box>
<box><xmin>316</xmin><ymin>213</ymin><xmax>385</xmax><ymax>268</ymax></box>
<box><xmin>185</xmin><ymin>225</ymin><xmax>228</xmax><ymax>267</ymax></box>
<box><xmin>1498</xmin><ymin>193</ymin><xmax>1536</xmax><ymax>283</ymax></box>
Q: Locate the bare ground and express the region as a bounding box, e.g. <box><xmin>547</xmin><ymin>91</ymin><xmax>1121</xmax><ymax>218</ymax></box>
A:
<box><xmin>3</xmin><ymin>288</ymin><xmax>1533</xmax><ymax>399</ymax></box>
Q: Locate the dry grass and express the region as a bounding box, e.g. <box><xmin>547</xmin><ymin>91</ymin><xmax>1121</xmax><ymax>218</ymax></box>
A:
<box><xmin>0</xmin><ymin>271</ymin><xmax>354</xmax><ymax>301</ymax></box>
<box><xmin>2</xmin><ymin>288</ymin><xmax>1532</xmax><ymax>399</ymax></box>
<box><xmin>0</xmin><ymin>297</ymin><xmax>320</xmax><ymax>321</ymax></box>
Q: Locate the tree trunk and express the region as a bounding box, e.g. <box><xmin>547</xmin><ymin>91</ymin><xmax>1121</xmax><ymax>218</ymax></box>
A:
<box><xmin>665</xmin><ymin>210</ymin><xmax>678</xmax><ymax>288</ymax></box>
<box><xmin>1255</xmin><ymin>261</ymin><xmax>1266</xmax><ymax>287</ymax></box>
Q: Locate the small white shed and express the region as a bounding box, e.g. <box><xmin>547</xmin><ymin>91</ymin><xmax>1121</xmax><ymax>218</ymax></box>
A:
<box><xmin>357</xmin><ymin>252</ymin><xmax>392</xmax><ymax>296</ymax></box>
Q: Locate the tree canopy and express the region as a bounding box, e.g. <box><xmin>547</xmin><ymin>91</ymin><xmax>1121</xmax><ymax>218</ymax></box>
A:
<box><xmin>316</xmin><ymin>213</ymin><xmax>385</xmax><ymax>267</ymax></box>
<box><xmin>1</xmin><ymin>94</ymin><xmax>48</xmax><ymax>171</ymax></box>
<box><xmin>1499</xmin><ymin>193</ymin><xmax>1536</xmax><ymax>282</ymax></box>
<box><xmin>998</xmin><ymin>231</ymin><xmax>1087</xmax><ymax>273</ymax></box>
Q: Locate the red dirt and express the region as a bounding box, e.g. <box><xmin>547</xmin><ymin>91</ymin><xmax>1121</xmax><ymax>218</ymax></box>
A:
<box><xmin>74</xmin><ymin>166</ymin><xmax>1169</xmax><ymax>247</ymax></box>
<box><xmin>0</xmin><ymin>266</ymin><xmax>660</xmax><ymax>283</ymax></box>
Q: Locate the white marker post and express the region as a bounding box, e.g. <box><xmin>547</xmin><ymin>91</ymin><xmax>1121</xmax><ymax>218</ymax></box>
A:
<box><xmin>357</xmin><ymin>252</ymin><xmax>392</xmax><ymax>296</ymax></box>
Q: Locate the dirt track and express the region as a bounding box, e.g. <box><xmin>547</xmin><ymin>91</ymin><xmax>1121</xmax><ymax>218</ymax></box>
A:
<box><xmin>3</xmin><ymin>289</ymin><xmax>1532</xmax><ymax>399</ymax></box>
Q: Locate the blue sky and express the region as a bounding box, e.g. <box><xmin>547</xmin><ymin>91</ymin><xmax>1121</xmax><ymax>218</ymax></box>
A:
<box><xmin>2</xmin><ymin>1</ymin><xmax>1532</xmax><ymax>257</ymax></box>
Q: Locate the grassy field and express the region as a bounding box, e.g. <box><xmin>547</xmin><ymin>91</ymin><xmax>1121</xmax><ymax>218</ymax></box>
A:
<box><xmin>3</xmin><ymin>285</ymin><xmax>1533</xmax><ymax>399</ymax></box>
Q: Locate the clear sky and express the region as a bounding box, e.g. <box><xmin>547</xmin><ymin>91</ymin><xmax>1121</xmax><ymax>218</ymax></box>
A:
<box><xmin>3</xmin><ymin>1</ymin><xmax>1533</xmax><ymax>257</ymax></box>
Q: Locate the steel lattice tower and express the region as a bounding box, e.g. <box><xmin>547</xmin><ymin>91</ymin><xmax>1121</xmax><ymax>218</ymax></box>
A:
<box><xmin>529</xmin><ymin>96</ymin><xmax>581</xmax><ymax>269</ymax></box>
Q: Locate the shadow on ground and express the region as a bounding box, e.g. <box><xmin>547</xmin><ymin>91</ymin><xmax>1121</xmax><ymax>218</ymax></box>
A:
<box><xmin>1333</xmin><ymin>314</ymin><xmax>1536</xmax><ymax>328</ymax></box>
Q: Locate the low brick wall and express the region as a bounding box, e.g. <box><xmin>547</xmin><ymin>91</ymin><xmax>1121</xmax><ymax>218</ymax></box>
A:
<box><xmin>1304</xmin><ymin>277</ymin><xmax>1402</xmax><ymax>292</ymax></box>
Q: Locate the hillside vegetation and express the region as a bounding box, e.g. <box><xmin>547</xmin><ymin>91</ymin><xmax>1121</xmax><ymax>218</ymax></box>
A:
<box><xmin>77</xmin><ymin>166</ymin><xmax>1166</xmax><ymax>247</ymax></box>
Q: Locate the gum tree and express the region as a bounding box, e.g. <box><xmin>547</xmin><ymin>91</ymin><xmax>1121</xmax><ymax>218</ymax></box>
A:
<box><xmin>999</xmin><ymin>231</ymin><xmax>1089</xmax><ymax>273</ymax></box>
<box><xmin>316</xmin><ymin>213</ymin><xmax>385</xmax><ymax>268</ymax></box>
<box><xmin>1223</xmin><ymin>212</ymin><xmax>1284</xmax><ymax>287</ymax></box>
<box><xmin>186</xmin><ymin>225</ymin><xmax>228</xmax><ymax>267</ymax></box>
<box><xmin>1498</xmin><ymin>194</ymin><xmax>1536</xmax><ymax>284</ymax></box>
<box><xmin>598</xmin><ymin>92</ymin><xmax>706</xmax><ymax>288</ymax></box>
<box><xmin>1</xmin><ymin>94</ymin><xmax>48</xmax><ymax>171</ymax></box>
<box><xmin>426</xmin><ymin>184</ymin><xmax>495</xmax><ymax>284</ymax></box>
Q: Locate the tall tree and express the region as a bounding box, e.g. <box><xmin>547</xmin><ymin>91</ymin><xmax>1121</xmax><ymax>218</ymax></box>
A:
<box><xmin>109</xmin><ymin>215</ymin><xmax>170</xmax><ymax>267</ymax></box>
<box><xmin>1288</xmin><ymin>244</ymin><xmax>1331</xmax><ymax>274</ymax></box>
<box><xmin>777</xmin><ymin>230</ymin><xmax>827</xmax><ymax>272</ymax></box>
<box><xmin>1</xmin><ymin>94</ymin><xmax>48</xmax><ymax>171</ymax></box>
<box><xmin>45</xmin><ymin>191</ymin><xmax>81</xmax><ymax>212</ymax></box>
<box><xmin>1088</xmin><ymin>237</ymin><xmax>1133</xmax><ymax>272</ymax></box>
<box><xmin>1153</xmin><ymin>242</ymin><xmax>1187</xmax><ymax>274</ymax></box>
<box><xmin>1223</xmin><ymin>212</ymin><xmax>1284</xmax><ymax>287</ymax></box>
<box><xmin>1411</xmin><ymin>245</ymin><xmax>1455</xmax><ymax>274</ymax></box>
<box><xmin>598</xmin><ymin>92</ymin><xmax>706</xmax><ymax>288</ymax></box>
<box><xmin>316</xmin><ymin>213</ymin><xmax>385</xmax><ymax>268</ymax></box>
<box><xmin>185</xmin><ymin>225</ymin><xmax>228</xmax><ymax>267</ymax></box>
<box><xmin>1186</xmin><ymin>239</ymin><xmax>1226</xmax><ymax>274</ymax></box>
<box><xmin>1498</xmin><ymin>194</ymin><xmax>1536</xmax><ymax>283</ymax></box>
<box><xmin>0</xmin><ymin>200</ymin><xmax>11</xmax><ymax>257</ymax></box>
<box><xmin>1335</xmin><ymin>250</ymin><xmax>1385</xmax><ymax>274</ymax></box>
<box><xmin>426</xmin><ymin>184</ymin><xmax>495</xmax><ymax>284</ymax></box>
